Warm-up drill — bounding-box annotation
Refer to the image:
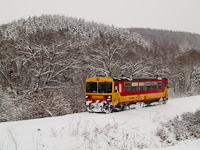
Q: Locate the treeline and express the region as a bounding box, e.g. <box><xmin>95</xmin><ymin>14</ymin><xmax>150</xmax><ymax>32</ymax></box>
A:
<box><xmin>129</xmin><ymin>28</ymin><xmax>200</xmax><ymax>51</ymax></box>
<box><xmin>0</xmin><ymin>15</ymin><xmax>200</xmax><ymax>122</ymax></box>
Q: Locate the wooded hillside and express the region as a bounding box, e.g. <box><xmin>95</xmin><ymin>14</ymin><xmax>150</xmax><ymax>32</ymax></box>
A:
<box><xmin>130</xmin><ymin>28</ymin><xmax>200</xmax><ymax>51</ymax></box>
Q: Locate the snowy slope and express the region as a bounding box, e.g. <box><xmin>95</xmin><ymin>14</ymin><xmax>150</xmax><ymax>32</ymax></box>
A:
<box><xmin>0</xmin><ymin>95</ymin><xmax>200</xmax><ymax>150</ymax></box>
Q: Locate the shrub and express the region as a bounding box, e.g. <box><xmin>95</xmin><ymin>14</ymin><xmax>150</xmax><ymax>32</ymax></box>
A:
<box><xmin>156</xmin><ymin>109</ymin><xmax>200</xmax><ymax>145</ymax></box>
<box><xmin>0</xmin><ymin>87</ymin><xmax>20</xmax><ymax>122</ymax></box>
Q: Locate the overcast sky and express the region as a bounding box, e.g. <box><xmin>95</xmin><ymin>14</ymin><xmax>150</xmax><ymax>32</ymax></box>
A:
<box><xmin>1</xmin><ymin>0</ymin><xmax>200</xmax><ymax>34</ymax></box>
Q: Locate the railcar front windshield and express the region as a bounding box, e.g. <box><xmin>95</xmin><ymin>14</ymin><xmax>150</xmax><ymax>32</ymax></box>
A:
<box><xmin>98</xmin><ymin>82</ymin><xmax>112</xmax><ymax>93</ymax></box>
<box><xmin>86</xmin><ymin>82</ymin><xmax>97</xmax><ymax>93</ymax></box>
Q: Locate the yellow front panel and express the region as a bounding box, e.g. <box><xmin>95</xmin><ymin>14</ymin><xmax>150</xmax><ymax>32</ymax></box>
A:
<box><xmin>86</xmin><ymin>77</ymin><xmax>115</xmax><ymax>103</ymax></box>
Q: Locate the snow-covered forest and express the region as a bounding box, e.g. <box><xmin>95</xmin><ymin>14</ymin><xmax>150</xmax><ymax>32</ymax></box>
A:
<box><xmin>0</xmin><ymin>15</ymin><xmax>200</xmax><ymax>122</ymax></box>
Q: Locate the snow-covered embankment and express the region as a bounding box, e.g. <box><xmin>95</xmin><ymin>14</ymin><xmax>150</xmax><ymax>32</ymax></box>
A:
<box><xmin>0</xmin><ymin>95</ymin><xmax>200</xmax><ymax>150</ymax></box>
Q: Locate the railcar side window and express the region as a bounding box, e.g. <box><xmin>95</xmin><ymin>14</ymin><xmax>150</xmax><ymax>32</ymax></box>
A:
<box><xmin>152</xmin><ymin>82</ymin><xmax>157</xmax><ymax>90</ymax></box>
<box><xmin>139</xmin><ymin>82</ymin><xmax>145</xmax><ymax>91</ymax></box>
<box><xmin>132</xmin><ymin>82</ymin><xmax>138</xmax><ymax>92</ymax></box>
<box><xmin>119</xmin><ymin>83</ymin><xmax>122</xmax><ymax>93</ymax></box>
<box><xmin>146</xmin><ymin>82</ymin><xmax>151</xmax><ymax>91</ymax></box>
<box><xmin>164</xmin><ymin>82</ymin><xmax>166</xmax><ymax>89</ymax></box>
<box><xmin>158</xmin><ymin>82</ymin><xmax>162</xmax><ymax>90</ymax></box>
<box><xmin>86</xmin><ymin>82</ymin><xmax>97</xmax><ymax>93</ymax></box>
<box><xmin>124</xmin><ymin>82</ymin><xmax>131</xmax><ymax>92</ymax></box>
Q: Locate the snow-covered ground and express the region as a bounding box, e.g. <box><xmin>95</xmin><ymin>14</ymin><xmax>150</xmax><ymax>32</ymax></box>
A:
<box><xmin>0</xmin><ymin>95</ymin><xmax>200</xmax><ymax>150</ymax></box>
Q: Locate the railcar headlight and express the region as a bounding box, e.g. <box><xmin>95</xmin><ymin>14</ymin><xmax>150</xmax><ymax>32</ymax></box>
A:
<box><xmin>108</xmin><ymin>96</ymin><xmax>111</xmax><ymax>99</ymax></box>
<box><xmin>86</xmin><ymin>95</ymin><xmax>88</xmax><ymax>98</ymax></box>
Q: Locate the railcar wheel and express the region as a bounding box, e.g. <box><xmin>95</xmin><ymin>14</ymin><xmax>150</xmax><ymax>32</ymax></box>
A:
<box><xmin>86</xmin><ymin>106</ymin><xmax>93</xmax><ymax>113</ymax></box>
<box><xmin>140</xmin><ymin>102</ymin><xmax>146</xmax><ymax>108</ymax></box>
<box><xmin>159</xmin><ymin>98</ymin><xmax>164</xmax><ymax>105</ymax></box>
<box><xmin>120</xmin><ymin>105</ymin><xmax>124</xmax><ymax>111</ymax></box>
<box><xmin>136</xmin><ymin>102</ymin><xmax>146</xmax><ymax>108</ymax></box>
<box><xmin>163</xmin><ymin>100</ymin><xmax>168</xmax><ymax>104</ymax></box>
<box><xmin>103</xmin><ymin>104</ymin><xmax>113</xmax><ymax>114</ymax></box>
<box><xmin>124</xmin><ymin>104</ymin><xmax>130</xmax><ymax>110</ymax></box>
<box><xmin>87</xmin><ymin>103</ymin><xmax>94</xmax><ymax>112</ymax></box>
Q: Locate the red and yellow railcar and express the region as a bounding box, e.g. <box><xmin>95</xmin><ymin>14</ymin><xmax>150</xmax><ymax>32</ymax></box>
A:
<box><xmin>85</xmin><ymin>76</ymin><xmax>168</xmax><ymax>113</ymax></box>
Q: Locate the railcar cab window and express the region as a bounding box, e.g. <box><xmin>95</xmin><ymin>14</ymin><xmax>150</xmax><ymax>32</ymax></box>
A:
<box><xmin>139</xmin><ymin>82</ymin><xmax>145</xmax><ymax>91</ymax></box>
<box><xmin>146</xmin><ymin>82</ymin><xmax>151</xmax><ymax>91</ymax></box>
<box><xmin>86</xmin><ymin>82</ymin><xmax>97</xmax><ymax>93</ymax></box>
<box><xmin>124</xmin><ymin>82</ymin><xmax>131</xmax><ymax>92</ymax></box>
<box><xmin>132</xmin><ymin>82</ymin><xmax>138</xmax><ymax>92</ymax></box>
<box><xmin>98</xmin><ymin>82</ymin><xmax>112</xmax><ymax>93</ymax></box>
<box><xmin>158</xmin><ymin>82</ymin><xmax>162</xmax><ymax>90</ymax></box>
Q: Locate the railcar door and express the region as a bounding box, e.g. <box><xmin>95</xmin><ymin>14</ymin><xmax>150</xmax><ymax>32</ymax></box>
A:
<box><xmin>165</xmin><ymin>80</ymin><xmax>169</xmax><ymax>99</ymax></box>
<box><xmin>113</xmin><ymin>82</ymin><xmax>119</xmax><ymax>105</ymax></box>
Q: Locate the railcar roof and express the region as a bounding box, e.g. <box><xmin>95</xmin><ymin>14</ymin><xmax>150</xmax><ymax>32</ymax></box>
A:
<box><xmin>86</xmin><ymin>76</ymin><xmax>168</xmax><ymax>81</ymax></box>
<box><xmin>113</xmin><ymin>77</ymin><xmax>168</xmax><ymax>81</ymax></box>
